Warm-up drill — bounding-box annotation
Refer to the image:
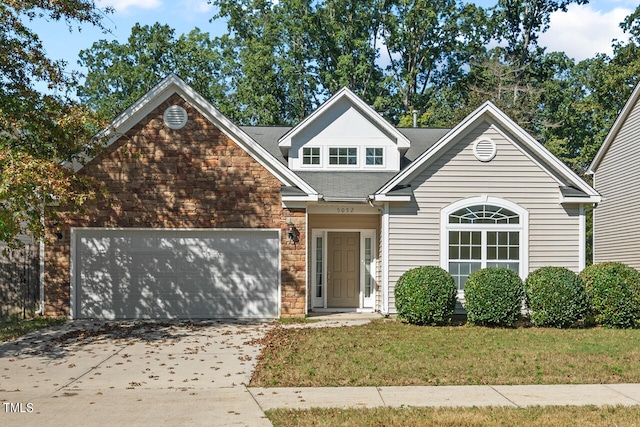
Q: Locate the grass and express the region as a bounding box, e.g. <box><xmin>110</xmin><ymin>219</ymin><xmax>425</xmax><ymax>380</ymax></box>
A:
<box><xmin>251</xmin><ymin>320</ymin><xmax>640</xmax><ymax>387</ymax></box>
<box><xmin>0</xmin><ymin>316</ymin><xmax>67</xmax><ymax>343</ymax></box>
<box><xmin>266</xmin><ymin>405</ymin><xmax>640</xmax><ymax>427</ymax></box>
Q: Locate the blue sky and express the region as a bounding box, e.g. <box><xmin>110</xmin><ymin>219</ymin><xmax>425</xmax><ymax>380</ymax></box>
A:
<box><xmin>30</xmin><ymin>0</ymin><xmax>638</xmax><ymax>83</ymax></box>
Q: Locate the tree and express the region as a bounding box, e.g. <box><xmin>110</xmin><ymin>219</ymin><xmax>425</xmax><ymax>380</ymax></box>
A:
<box><xmin>381</xmin><ymin>0</ymin><xmax>490</xmax><ymax>119</ymax></box>
<box><xmin>78</xmin><ymin>23</ymin><xmax>230</xmax><ymax>120</ymax></box>
<box><xmin>0</xmin><ymin>1</ymin><xmax>109</xmax><ymax>247</ymax></box>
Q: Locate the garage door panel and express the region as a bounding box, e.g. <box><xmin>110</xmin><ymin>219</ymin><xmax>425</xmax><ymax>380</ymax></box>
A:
<box><xmin>74</xmin><ymin>229</ymin><xmax>280</xmax><ymax>319</ymax></box>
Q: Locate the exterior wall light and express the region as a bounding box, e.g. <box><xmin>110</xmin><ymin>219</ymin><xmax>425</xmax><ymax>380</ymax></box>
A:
<box><xmin>287</xmin><ymin>220</ymin><xmax>300</xmax><ymax>246</ymax></box>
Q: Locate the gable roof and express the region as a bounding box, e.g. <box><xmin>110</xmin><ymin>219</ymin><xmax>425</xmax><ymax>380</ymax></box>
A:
<box><xmin>588</xmin><ymin>81</ymin><xmax>640</xmax><ymax>174</ymax></box>
<box><xmin>72</xmin><ymin>74</ymin><xmax>317</xmax><ymax>195</ymax></box>
<box><xmin>376</xmin><ymin>101</ymin><xmax>600</xmax><ymax>203</ymax></box>
<box><xmin>277</xmin><ymin>87</ymin><xmax>411</xmax><ymax>156</ymax></box>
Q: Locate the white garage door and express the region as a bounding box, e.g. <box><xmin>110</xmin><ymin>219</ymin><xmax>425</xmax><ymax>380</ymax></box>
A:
<box><xmin>71</xmin><ymin>228</ymin><xmax>280</xmax><ymax>319</ymax></box>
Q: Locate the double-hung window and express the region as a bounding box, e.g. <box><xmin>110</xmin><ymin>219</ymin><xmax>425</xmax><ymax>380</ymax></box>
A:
<box><xmin>444</xmin><ymin>202</ymin><xmax>524</xmax><ymax>293</ymax></box>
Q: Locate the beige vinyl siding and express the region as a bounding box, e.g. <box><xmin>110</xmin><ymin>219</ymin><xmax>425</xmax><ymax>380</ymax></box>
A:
<box><xmin>594</xmin><ymin>99</ymin><xmax>640</xmax><ymax>269</ymax></box>
<box><xmin>309</xmin><ymin>214</ymin><xmax>379</xmax><ymax>230</ymax></box>
<box><xmin>388</xmin><ymin>120</ymin><xmax>581</xmax><ymax>312</ymax></box>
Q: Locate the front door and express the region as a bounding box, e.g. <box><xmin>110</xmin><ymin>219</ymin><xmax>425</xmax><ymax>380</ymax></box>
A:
<box><xmin>327</xmin><ymin>232</ymin><xmax>360</xmax><ymax>308</ymax></box>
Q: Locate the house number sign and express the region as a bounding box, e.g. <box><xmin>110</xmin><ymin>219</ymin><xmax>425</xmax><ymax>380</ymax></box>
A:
<box><xmin>336</xmin><ymin>207</ymin><xmax>355</xmax><ymax>213</ymax></box>
<box><xmin>309</xmin><ymin>204</ymin><xmax>377</xmax><ymax>214</ymax></box>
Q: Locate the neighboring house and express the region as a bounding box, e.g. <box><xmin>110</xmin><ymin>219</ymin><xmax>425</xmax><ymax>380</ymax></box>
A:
<box><xmin>44</xmin><ymin>74</ymin><xmax>600</xmax><ymax>319</ymax></box>
<box><xmin>588</xmin><ymin>82</ymin><xmax>640</xmax><ymax>270</ymax></box>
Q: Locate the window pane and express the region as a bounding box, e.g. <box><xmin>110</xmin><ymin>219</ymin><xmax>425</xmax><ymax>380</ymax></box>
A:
<box><xmin>460</xmin><ymin>246</ymin><xmax>470</xmax><ymax>259</ymax></box>
<box><xmin>303</xmin><ymin>147</ymin><xmax>320</xmax><ymax>165</ymax></box>
<box><xmin>498</xmin><ymin>246</ymin><xmax>508</xmax><ymax>259</ymax></box>
<box><xmin>461</xmin><ymin>232</ymin><xmax>470</xmax><ymax>244</ymax></box>
<box><xmin>487</xmin><ymin>232</ymin><xmax>496</xmax><ymax>245</ymax></box>
<box><xmin>472</xmin><ymin>246</ymin><xmax>481</xmax><ymax>259</ymax></box>
<box><xmin>498</xmin><ymin>232</ymin><xmax>508</xmax><ymax>245</ymax></box>
<box><xmin>487</xmin><ymin>246</ymin><xmax>496</xmax><ymax>259</ymax></box>
<box><xmin>472</xmin><ymin>231</ymin><xmax>481</xmax><ymax>245</ymax></box>
<box><xmin>449</xmin><ymin>204</ymin><xmax>519</xmax><ymax>224</ymax></box>
<box><xmin>366</xmin><ymin>147</ymin><xmax>383</xmax><ymax>165</ymax></box>
<box><xmin>450</xmin><ymin>231</ymin><xmax>459</xmax><ymax>244</ymax></box>
<box><xmin>509</xmin><ymin>232</ymin><xmax>519</xmax><ymax>245</ymax></box>
<box><xmin>450</xmin><ymin>246</ymin><xmax>459</xmax><ymax>259</ymax></box>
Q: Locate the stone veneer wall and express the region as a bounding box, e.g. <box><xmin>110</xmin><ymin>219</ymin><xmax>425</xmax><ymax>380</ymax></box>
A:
<box><xmin>45</xmin><ymin>93</ymin><xmax>306</xmax><ymax>317</ymax></box>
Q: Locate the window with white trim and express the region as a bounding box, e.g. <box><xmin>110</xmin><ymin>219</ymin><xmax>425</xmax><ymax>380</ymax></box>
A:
<box><xmin>445</xmin><ymin>204</ymin><xmax>522</xmax><ymax>292</ymax></box>
<box><xmin>302</xmin><ymin>147</ymin><xmax>320</xmax><ymax>165</ymax></box>
<box><xmin>329</xmin><ymin>147</ymin><xmax>357</xmax><ymax>165</ymax></box>
<box><xmin>366</xmin><ymin>147</ymin><xmax>384</xmax><ymax>165</ymax></box>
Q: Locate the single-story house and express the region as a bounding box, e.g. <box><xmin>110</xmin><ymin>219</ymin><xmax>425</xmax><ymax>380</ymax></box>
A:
<box><xmin>588</xmin><ymin>81</ymin><xmax>640</xmax><ymax>270</ymax></box>
<box><xmin>44</xmin><ymin>74</ymin><xmax>600</xmax><ymax>319</ymax></box>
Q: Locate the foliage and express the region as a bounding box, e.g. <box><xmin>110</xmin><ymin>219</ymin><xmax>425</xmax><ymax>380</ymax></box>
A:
<box><xmin>78</xmin><ymin>23</ymin><xmax>230</xmax><ymax>120</ymax></box>
<box><xmin>0</xmin><ymin>1</ymin><xmax>108</xmax><ymax>247</ymax></box>
<box><xmin>580</xmin><ymin>262</ymin><xmax>640</xmax><ymax>328</ymax></box>
<box><xmin>394</xmin><ymin>266</ymin><xmax>457</xmax><ymax>325</ymax></box>
<box><xmin>524</xmin><ymin>266</ymin><xmax>589</xmax><ymax>328</ymax></box>
<box><xmin>464</xmin><ymin>268</ymin><xmax>524</xmax><ymax>327</ymax></box>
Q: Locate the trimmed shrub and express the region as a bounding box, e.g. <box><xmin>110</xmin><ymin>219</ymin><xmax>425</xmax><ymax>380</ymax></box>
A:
<box><xmin>464</xmin><ymin>267</ymin><xmax>524</xmax><ymax>327</ymax></box>
<box><xmin>580</xmin><ymin>262</ymin><xmax>640</xmax><ymax>328</ymax></box>
<box><xmin>524</xmin><ymin>266</ymin><xmax>589</xmax><ymax>328</ymax></box>
<box><xmin>394</xmin><ymin>266</ymin><xmax>457</xmax><ymax>325</ymax></box>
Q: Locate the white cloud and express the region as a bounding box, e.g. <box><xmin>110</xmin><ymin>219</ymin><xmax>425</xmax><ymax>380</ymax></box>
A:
<box><xmin>96</xmin><ymin>0</ymin><xmax>163</xmax><ymax>13</ymax></box>
<box><xmin>179</xmin><ymin>0</ymin><xmax>214</xmax><ymax>15</ymax></box>
<box><xmin>539</xmin><ymin>4</ymin><xmax>632</xmax><ymax>61</ymax></box>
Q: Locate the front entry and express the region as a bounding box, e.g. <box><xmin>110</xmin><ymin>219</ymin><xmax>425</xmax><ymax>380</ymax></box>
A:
<box><xmin>327</xmin><ymin>232</ymin><xmax>360</xmax><ymax>308</ymax></box>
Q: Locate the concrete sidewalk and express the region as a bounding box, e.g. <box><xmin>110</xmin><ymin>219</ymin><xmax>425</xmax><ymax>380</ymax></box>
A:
<box><xmin>250</xmin><ymin>384</ymin><xmax>640</xmax><ymax>411</ymax></box>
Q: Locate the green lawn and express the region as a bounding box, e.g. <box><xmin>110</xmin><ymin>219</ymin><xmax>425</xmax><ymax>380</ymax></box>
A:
<box><xmin>0</xmin><ymin>317</ymin><xmax>67</xmax><ymax>343</ymax></box>
<box><xmin>266</xmin><ymin>405</ymin><xmax>640</xmax><ymax>427</ymax></box>
<box><xmin>251</xmin><ymin>320</ymin><xmax>640</xmax><ymax>387</ymax></box>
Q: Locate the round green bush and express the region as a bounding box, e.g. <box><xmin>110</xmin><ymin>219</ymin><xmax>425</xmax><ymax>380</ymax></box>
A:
<box><xmin>524</xmin><ymin>266</ymin><xmax>589</xmax><ymax>328</ymax></box>
<box><xmin>580</xmin><ymin>262</ymin><xmax>640</xmax><ymax>328</ymax></box>
<box><xmin>464</xmin><ymin>267</ymin><xmax>524</xmax><ymax>327</ymax></box>
<box><xmin>394</xmin><ymin>266</ymin><xmax>457</xmax><ymax>325</ymax></box>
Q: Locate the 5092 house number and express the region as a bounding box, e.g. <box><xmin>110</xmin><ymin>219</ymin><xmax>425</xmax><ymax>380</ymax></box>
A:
<box><xmin>337</xmin><ymin>207</ymin><xmax>355</xmax><ymax>213</ymax></box>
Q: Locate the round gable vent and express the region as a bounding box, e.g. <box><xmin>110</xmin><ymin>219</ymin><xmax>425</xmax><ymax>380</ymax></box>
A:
<box><xmin>163</xmin><ymin>105</ymin><xmax>188</xmax><ymax>130</ymax></box>
<box><xmin>473</xmin><ymin>138</ymin><xmax>497</xmax><ymax>162</ymax></box>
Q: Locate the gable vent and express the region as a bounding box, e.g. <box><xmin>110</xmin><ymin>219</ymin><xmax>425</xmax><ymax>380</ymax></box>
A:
<box><xmin>473</xmin><ymin>138</ymin><xmax>497</xmax><ymax>162</ymax></box>
<box><xmin>163</xmin><ymin>105</ymin><xmax>188</xmax><ymax>130</ymax></box>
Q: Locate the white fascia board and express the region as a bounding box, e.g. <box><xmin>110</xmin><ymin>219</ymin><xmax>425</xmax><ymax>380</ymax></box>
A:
<box><xmin>72</xmin><ymin>74</ymin><xmax>317</xmax><ymax>196</ymax></box>
<box><xmin>371</xmin><ymin>194</ymin><xmax>411</xmax><ymax>202</ymax></box>
<box><xmin>277</xmin><ymin>87</ymin><xmax>411</xmax><ymax>150</ymax></box>
<box><xmin>588</xmin><ymin>81</ymin><xmax>640</xmax><ymax>174</ymax></box>
<box><xmin>560</xmin><ymin>195</ymin><xmax>602</xmax><ymax>204</ymax></box>
<box><xmin>282</xmin><ymin>195</ymin><xmax>322</xmax><ymax>202</ymax></box>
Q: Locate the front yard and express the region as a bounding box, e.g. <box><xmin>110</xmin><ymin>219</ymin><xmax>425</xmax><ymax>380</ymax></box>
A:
<box><xmin>256</xmin><ymin>319</ymin><xmax>640</xmax><ymax>425</ymax></box>
<box><xmin>251</xmin><ymin>319</ymin><xmax>640</xmax><ymax>387</ymax></box>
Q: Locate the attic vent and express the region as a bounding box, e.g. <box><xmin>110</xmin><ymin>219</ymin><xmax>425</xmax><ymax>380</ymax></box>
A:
<box><xmin>473</xmin><ymin>138</ymin><xmax>497</xmax><ymax>162</ymax></box>
<box><xmin>163</xmin><ymin>105</ymin><xmax>188</xmax><ymax>130</ymax></box>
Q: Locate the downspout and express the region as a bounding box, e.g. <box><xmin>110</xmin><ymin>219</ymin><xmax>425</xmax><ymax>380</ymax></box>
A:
<box><xmin>35</xmin><ymin>208</ymin><xmax>45</xmax><ymax>315</ymax></box>
<box><xmin>368</xmin><ymin>197</ymin><xmax>387</xmax><ymax>315</ymax></box>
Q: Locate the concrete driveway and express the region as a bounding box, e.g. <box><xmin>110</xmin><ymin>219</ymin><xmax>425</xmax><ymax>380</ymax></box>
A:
<box><xmin>0</xmin><ymin>320</ymin><xmax>275</xmax><ymax>427</ymax></box>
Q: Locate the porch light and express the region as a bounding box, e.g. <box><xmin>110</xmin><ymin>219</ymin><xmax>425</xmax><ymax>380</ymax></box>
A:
<box><xmin>287</xmin><ymin>220</ymin><xmax>299</xmax><ymax>246</ymax></box>
<box><xmin>53</xmin><ymin>222</ymin><xmax>64</xmax><ymax>241</ymax></box>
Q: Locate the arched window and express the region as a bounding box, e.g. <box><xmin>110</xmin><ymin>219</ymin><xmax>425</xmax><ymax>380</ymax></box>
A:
<box><xmin>441</xmin><ymin>198</ymin><xmax>528</xmax><ymax>294</ymax></box>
